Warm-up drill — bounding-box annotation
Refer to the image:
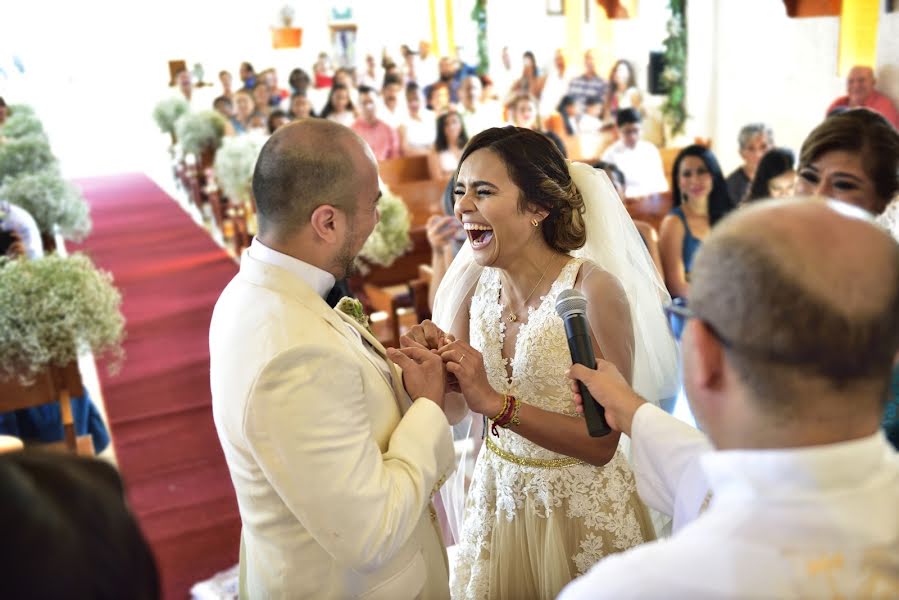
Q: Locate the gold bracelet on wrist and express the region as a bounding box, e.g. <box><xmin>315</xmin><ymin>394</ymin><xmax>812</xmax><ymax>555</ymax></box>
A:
<box><xmin>502</xmin><ymin>396</ymin><xmax>521</xmax><ymax>429</ymax></box>
<box><xmin>490</xmin><ymin>394</ymin><xmax>510</xmax><ymax>422</ymax></box>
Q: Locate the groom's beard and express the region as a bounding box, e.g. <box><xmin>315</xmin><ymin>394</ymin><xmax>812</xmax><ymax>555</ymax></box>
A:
<box><xmin>335</xmin><ymin>226</ymin><xmax>359</xmax><ymax>279</ymax></box>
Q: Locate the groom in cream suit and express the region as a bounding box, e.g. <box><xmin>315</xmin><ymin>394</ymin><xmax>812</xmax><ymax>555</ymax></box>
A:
<box><xmin>210</xmin><ymin>119</ymin><xmax>455</xmax><ymax>599</ymax></box>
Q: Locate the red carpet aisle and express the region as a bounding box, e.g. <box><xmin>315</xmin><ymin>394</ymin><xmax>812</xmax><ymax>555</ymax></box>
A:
<box><xmin>71</xmin><ymin>174</ymin><xmax>240</xmax><ymax>599</ymax></box>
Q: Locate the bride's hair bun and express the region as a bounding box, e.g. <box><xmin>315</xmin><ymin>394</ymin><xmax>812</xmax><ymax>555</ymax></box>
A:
<box><xmin>456</xmin><ymin>127</ymin><xmax>587</xmax><ymax>252</ymax></box>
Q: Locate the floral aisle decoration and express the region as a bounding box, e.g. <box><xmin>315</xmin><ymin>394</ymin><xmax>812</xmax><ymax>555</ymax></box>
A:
<box><xmin>0</xmin><ymin>133</ymin><xmax>57</xmax><ymax>184</ymax></box>
<box><xmin>0</xmin><ymin>253</ymin><xmax>125</xmax><ymax>385</ymax></box>
<box><xmin>354</xmin><ymin>182</ymin><xmax>412</xmax><ymax>274</ymax></box>
<box><xmin>661</xmin><ymin>0</ymin><xmax>687</xmax><ymax>137</ymax></box>
<box><xmin>152</xmin><ymin>96</ymin><xmax>191</xmax><ymax>142</ymax></box>
<box><xmin>1</xmin><ymin>110</ymin><xmax>46</xmax><ymax>140</ymax></box>
<box><xmin>213</xmin><ymin>132</ymin><xmax>267</xmax><ymax>203</ymax></box>
<box><xmin>175</xmin><ymin>110</ymin><xmax>227</xmax><ymax>159</ymax></box>
<box><xmin>0</xmin><ymin>170</ymin><xmax>91</xmax><ymax>241</ymax></box>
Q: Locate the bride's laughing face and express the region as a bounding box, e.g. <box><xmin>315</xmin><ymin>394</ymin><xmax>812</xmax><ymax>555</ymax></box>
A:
<box><xmin>454</xmin><ymin>148</ymin><xmax>544</xmax><ymax>267</ymax></box>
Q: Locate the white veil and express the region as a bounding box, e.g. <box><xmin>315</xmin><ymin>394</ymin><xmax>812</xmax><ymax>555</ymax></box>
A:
<box><xmin>433</xmin><ymin>161</ymin><xmax>680</xmax><ymax>545</ymax></box>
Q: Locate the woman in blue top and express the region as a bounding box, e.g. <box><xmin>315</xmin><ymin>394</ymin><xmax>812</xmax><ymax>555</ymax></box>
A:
<box><xmin>659</xmin><ymin>144</ymin><xmax>732</xmax><ymax>298</ymax></box>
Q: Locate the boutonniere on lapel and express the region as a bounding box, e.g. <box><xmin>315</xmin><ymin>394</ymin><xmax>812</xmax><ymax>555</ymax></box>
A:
<box><xmin>335</xmin><ymin>296</ymin><xmax>373</xmax><ymax>335</ymax></box>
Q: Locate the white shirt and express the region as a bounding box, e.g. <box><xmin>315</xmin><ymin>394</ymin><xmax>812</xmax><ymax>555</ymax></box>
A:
<box><xmin>559</xmin><ymin>404</ymin><xmax>899</xmax><ymax>599</ymax></box>
<box><xmin>601</xmin><ymin>139</ymin><xmax>669</xmax><ymax>197</ymax></box>
<box><xmin>0</xmin><ymin>201</ymin><xmax>44</xmax><ymax>259</ymax></box>
<box><xmin>248</xmin><ymin>237</ymin><xmax>334</xmax><ymax>299</ymax></box>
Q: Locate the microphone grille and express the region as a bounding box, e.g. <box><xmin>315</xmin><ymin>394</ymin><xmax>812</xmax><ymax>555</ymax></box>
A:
<box><xmin>555</xmin><ymin>288</ymin><xmax>587</xmax><ymax>319</ymax></box>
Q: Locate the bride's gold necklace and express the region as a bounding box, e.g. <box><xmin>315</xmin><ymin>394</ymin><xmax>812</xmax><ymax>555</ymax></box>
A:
<box><xmin>503</xmin><ymin>256</ymin><xmax>554</xmax><ymax>323</ymax></box>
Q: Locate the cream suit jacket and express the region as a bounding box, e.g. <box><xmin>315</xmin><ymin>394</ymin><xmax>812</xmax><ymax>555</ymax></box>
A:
<box><xmin>210</xmin><ymin>252</ymin><xmax>455</xmax><ymax>599</ymax></box>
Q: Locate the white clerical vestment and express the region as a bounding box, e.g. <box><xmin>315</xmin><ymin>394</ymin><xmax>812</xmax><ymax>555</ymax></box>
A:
<box><xmin>558</xmin><ymin>404</ymin><xmax>899</xmax><ymax>599</ymax></box>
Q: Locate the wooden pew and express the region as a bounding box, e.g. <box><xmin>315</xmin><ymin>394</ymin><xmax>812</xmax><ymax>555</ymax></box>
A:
<box><xmin>379</xmin><ymin>155</ymin><xmax>431</xmax><ymax>188</ymax></box>
<box><xmin>390</xmin><ymin>178</ymin><xmax>450</xmax><ymax>227</ymax></box>
<box><xmin>624</xmin><ymin>191</ymin><xmax>673</xmax><ymax>232</ymax></box>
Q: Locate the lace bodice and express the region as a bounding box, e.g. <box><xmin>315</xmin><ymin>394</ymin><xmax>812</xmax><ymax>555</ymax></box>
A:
<box><xmin>470</xmin><ymin>258</ymin><xmax>584</xmax><ymax>461</ymax></box>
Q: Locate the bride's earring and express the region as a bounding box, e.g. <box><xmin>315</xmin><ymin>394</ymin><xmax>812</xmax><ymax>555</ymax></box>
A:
<box><xmin>531</xmin><ymin>218</ymin><xmax>540</xmax><ymax>227</ymax></box>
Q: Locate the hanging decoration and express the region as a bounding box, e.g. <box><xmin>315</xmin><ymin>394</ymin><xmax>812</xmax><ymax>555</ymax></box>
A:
<box><xmin>661</xmin><ymin>0</ymin><xmax>687</xmax><ymax>136</ymax></box>
<box><xmin>471</xmin><ymin>0</ymin><xmax>488</xmax><ymax>76</ymax></box>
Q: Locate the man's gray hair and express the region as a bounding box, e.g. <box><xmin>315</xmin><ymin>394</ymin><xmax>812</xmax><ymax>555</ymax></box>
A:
<box><xmin>737</xmin><ymin>123</ymin><xmax>774</xmax><ymax>150</ymax></box>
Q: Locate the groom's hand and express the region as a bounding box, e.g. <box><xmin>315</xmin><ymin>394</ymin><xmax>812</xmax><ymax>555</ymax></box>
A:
<box><xmin>401</xmin><ymin>320</ymin><xmax>453</xmax><ymax>351</ymax></box>
<box><xmin>388</xmin><ymin>347</ymin><xmax>446</xmax><ymax>409</ymax></box>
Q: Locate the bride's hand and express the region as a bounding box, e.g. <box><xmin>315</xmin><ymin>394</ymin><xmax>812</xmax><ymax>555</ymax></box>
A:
<box><xmin>438</xmin><ymin>340</ymin><xmax>503</xmax><ymax>416</ymax></box>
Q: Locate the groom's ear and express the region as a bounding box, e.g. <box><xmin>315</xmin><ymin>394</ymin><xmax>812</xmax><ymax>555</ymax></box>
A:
<box><xmin>309</xmin><ymin>204</ymin><xmax>342</xmax><ymax>244</ymax></box>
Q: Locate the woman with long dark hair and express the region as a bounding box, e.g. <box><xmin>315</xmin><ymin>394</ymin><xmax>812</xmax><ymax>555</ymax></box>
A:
<box><xmin>659</xmin><ymin>144</ymin><xmax>733</xmax><ymax>298</ymax></box>
<box><xmin>743</xmin><ymin>148</ymin><xmax>796</xmax><ymax>203</ymax></box>
<box><xmin>428</xmin><ymin>110</ymin><xmax>468</xmax><ymax>180</ymax></box>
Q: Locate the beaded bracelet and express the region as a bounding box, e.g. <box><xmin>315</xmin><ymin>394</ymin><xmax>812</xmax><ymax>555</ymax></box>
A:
<box><xmin>490</xmin><ymin>395</ymin><xmax>520</xmax><ymax>436</ymax></box>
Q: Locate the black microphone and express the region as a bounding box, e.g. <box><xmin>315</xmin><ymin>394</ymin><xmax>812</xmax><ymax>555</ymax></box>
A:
<box><xmin>555</xmin><ymin>289</ymin><xmax>612</xmax><ymax>437</ymax></box>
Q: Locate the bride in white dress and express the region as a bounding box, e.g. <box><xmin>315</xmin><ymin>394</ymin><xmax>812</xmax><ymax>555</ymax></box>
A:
<box><xmin>427</xmin><ymin>127</ymin><xmax>679</xmax><ymax>599</ymax></box>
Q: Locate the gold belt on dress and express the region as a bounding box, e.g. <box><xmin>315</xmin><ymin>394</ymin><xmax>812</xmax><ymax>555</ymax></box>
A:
<box><xmin>485</xmin><ymin>434</ymin><xmax>584</xmax><ymax>468</ymax></box>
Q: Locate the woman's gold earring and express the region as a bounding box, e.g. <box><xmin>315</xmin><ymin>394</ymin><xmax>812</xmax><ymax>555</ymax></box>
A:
<box><xmin>531</xmin><ymin>218</ymin><xmax>540</xmax><ymax>227</ymax></box>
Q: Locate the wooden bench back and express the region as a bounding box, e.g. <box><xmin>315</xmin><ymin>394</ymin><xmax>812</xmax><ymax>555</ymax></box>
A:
<box><xmin>391</xmin><ymin>178</ymin><xmax>450</xmax><ymax>227</ymax></box>
<box><xmin>379</xmin><ymin>155</ymin><xmax>431</xmax><ymax>188</ymax></box>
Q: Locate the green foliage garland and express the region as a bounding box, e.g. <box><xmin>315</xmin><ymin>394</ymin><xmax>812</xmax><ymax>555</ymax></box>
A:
<box><xmin>0</xmin><ymin>170</ymin><xmax>92</xmax><ymax>241</ymax></box>
<box><xmin>661</xmin><ymin>0</ymin><xmax>687</xmax><ymax>136</ymax></box>
<box><xmin>0</xmin><ymin>253</ymin><xmax>125</xmax><ymax>384</ymax></box>
<box><xmin>471</xmin><ymin>0</ymin><xmax>489</xmax><ymax>76</ymax></box>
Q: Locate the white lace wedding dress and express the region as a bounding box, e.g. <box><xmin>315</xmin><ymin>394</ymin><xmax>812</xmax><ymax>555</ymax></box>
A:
<box><xmin>450</xmin><ymin>258</ymin><xmax>655</xmax><ymax>600</ymax></box>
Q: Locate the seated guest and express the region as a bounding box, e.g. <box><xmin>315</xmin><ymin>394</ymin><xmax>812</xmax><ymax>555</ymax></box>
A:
<box><xmin>601</xmin><ymin>108</ymin><xmax>668</xmax><ymax>197</ymax></box>
<box><xmin>425</xmin><ymin>81</ymin><xmax>452</xmax><ymax>115</ymax></box>
<box><xmin>577</xmin><ymin>96</ymin><xmax>604</xmax><ymax>135</ymax></box>
<box><xmin>260</xmin><ymin>68</ymin><xmax>289</xmax><ymax>108</ymax></box>
<box><xmin>0</xmin><ymin>200</ymin><xmax>43</xmax><ymax>259</ymax></box>
<box><xmin>175</xmin><ymin>68</ymin><xmax>193</xmax><ymax>103</ymax></box>
<box><xmin>252</xmin><ymin>82</ymin><xmax>273</xmax><ymax>117</ymax></box>
<box><xmin>287</xmin><ymin>92</ymin><xmax>316</xmax><ymax>120</ymax></box>
<box><xmin>457</xmin><ymin>75</ymin><xmax>496</xmax><ymax>137</ymax></box>
<box><xmin>399</xmin><ymin>83</ymin><xmax>436</xmax><ymax>156</ymax></box>
<box><xmin>605</xmin><ymin>59</ymin><xmax>642</xmax><ymax>118</ymax></box>
<box><xmin>379</xmin><ymin>75</ymin><xmax>407</xmax><ymax>129</ymax></box>
<box><xmin>561</xmin><ymin>198</ymin><xmax>899</xmax><ymax>599</ymax></box>
<box><xmin>288</xmin><ymin>67</ymin><xmax>311</xmax><ymax>96</ymax></box>
<box><xmin>508</xmin><ymin>50</ymin><xmax>545</xmax><ymax>100</ymax></box>
<box><xmin>427</xmin><ymin>110</ymin><xmax>467</xmax><ymax>179</ymax></box>
<box><xmin>218</xmin><ymin>70</ymin><xmax>233</xmax><ymax>99</ymax></box>
<box><xmin>795</xmin><ymin>109</ymin><xmax>899</xmax><ymax>215</ymax></box>
<box><xmin>743</xmin><ymin>148</ymin><xmax>796</xmax><ymax>203</ymax></box>
<box><xmin>827</xmin><ymin>65</ymin><xmax>899</xmax><ymax>128</ymax></box>
<box><xmin>232</xmin><ymin>90</ymin><xmax>256</xmax><ymax>134</ymax></box>
<box><xmin>726</xmin><ymin>123</ymin><xmax>773</xmax><ymax>204</ymax></box>
<box><xmin>567</xmin><ymin>49</ymin><xmax>608</xmax><ymax>105</ymax></box>
<box><xmin>351</xmin><ymin>86</ymin><xmax>400</xmax><ymax>160</ymax></box>
<box><xmin>659</xmin><ymin>145</ymin><xmax>732</xmax><ymax>298</ymax></box>
<box><xmin>247</xmin><ymin>113</ymin><xmax>268</xmax><ymax>134</ymax></box>
<box><xmin>267</xmin><ymin>109</ymin><xmax>289</xmax><ymax>135</ymax></box>
<box><xmin>0</xmin><ymin>452</ymin><xmax>159</xmax><ymax>599</ymax></box>
<box><xmin>239</xmin><ymin>61</ymin><xmax>256</xmax><ymax>92</ymax></box>
<box><xmin>320</xmin><ymin>84</ymin><xmax>356</xmax><ymax>128</ymax></box>
<box><xmin>0</xmin><ymin>96</ymin><xmax>7</xmax><ymax>126</ymax></box>
<box><xmin>595</xmin><ymin>160</ymin><xmax>664</xmax><ymax>276</ymax></box>
<box><xmin>213</xmin><ymin>95</ymin><xmax>234</xmax><ymax>120</ymax></box>
<box><xmin>506</xmin><ymin>93</ymin><xmax>567</xmax><ymax>156</ymax></box>
<box><xmin>312</xmin><ymin>52</ymin><xmax>334</xmax><ymax>89</ymax></box>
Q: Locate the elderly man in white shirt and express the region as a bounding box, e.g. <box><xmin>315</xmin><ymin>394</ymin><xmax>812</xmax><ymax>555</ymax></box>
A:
<box><xmin>600</xmin><ymin>108</ymin><xmax>668</xmax><ymax>198</ymax></box>
<box><xmin>561</xmin><ymin>198</ymin><xmax>899</xmax><ymax>599</ymax></box>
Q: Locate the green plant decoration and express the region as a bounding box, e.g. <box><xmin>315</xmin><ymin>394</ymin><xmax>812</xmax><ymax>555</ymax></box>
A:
<box><xmin>0</xmin><ymin>133</ymin><xmax>57</xmax><ymax>184</ymax></box>
<box><xmin>0</xmin><ymin>170</ymin><xmax>91</xmax><ymax>241</ymax></box>
<box><xmin>471</xmin><ymin>0</ymin><xmax>489</xmax><ymax>76</ymax></box>
<box><xmin>152</xmin><ymin>96</ymin><xmax>191</xmax><ymax>136</ymax></box>
<box><xmin>213</xmin><ymin>133</ymin><xmax>266</xmax><ymax>203</ymax></box>
<box><xmin>0</xmin><ymin>253</ymin><xmax>125</xmax><ymax>384</ymax></box>
<box><xmin>1</xmin><ymin>111</ymin><xmax>46</xmax><ymax>139</ymax></box>
<box><xmin>355</xmin><ymin>182</ymin><xmax>411</xmax><ymax>273</ymax></box>
<box><xmin>661</xmin><ymin>0</ymin><xmax>687</xmax><ymax>137</ymax></box>
<box><xmin>175</xmin><ymin>110</ymin><xmax>227</xmax><ymax>158</ymax></box>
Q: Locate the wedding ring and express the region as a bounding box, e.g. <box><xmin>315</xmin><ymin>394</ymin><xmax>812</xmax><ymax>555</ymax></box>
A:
<box><xmin>459</xmin><ymin>354</ymin><xmax>466</xmax><ymax>363</ymax></box>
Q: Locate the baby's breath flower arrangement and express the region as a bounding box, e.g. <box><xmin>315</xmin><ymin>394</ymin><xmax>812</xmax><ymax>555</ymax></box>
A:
<box><xmin>355</xmin><ymin>182</ymin><xmax>412</xmax><ymax>274</ymax></box>
<box><xmin>175</xmin><ymin>110</ymin><xmax>227</xmax><ymax>158</ymax></box>
<box><xmin>0</xmin><ymin>133</ymin><xmax>57</xmax><ymax>184</ymax></box>
<box><xmin>0</xmin><ymin>170</ymin><xmax>91</xmax><ymax>241</ymax></box>
<box><xmin>152</xmin><ymin>96</ymin><xmax>191</xmax><ymax>137</ymax></box>
<box><xmin>0</xmin><ymin>253</ymin><xmax>125</xmax><ymax>384</ymax></box>
<box><xmin>213</xmin><ymin>132</ymin><xmax>267</xmax><ymax>203</ymax></box>
<box><xmin>1</xmin><ymin>111</ymin><xmax>46</xmax><ymax>139</ymax></box>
